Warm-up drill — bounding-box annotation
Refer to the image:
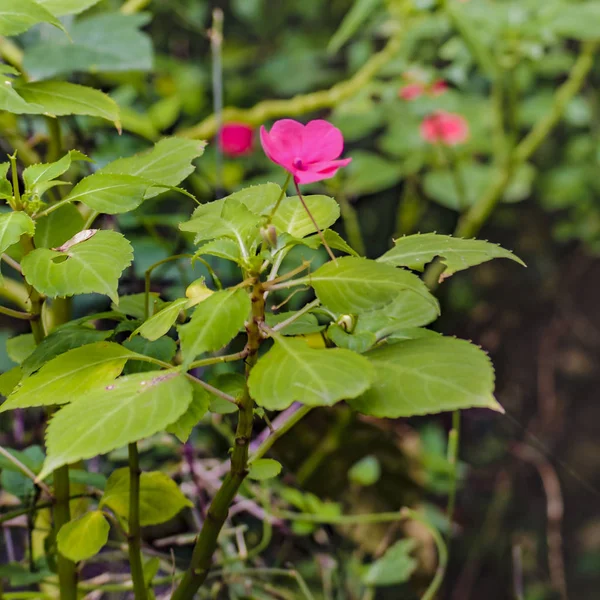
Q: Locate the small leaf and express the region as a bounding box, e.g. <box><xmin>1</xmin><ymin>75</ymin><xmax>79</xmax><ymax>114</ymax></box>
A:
<box><xmin>1</xmin><ymin>342</ymin><xmax>137</xmax><ymax>412</ymax></box>
<box><xmin>21</xmin><ymin>230</ymin><xmax>133</xmax><ymax>303</ymax></box>
<box><xmin>0</xmin><ymin>0</ymin><xmax>66</xmax><ymax>36</ymax></box>
<box><xmin>39</xmin><ymin>370</ymin><xmax>193</xmax><ymax>479</ymax></box>
<box><xmin>207</xmin><ymin>373</ymin><xmax>244</xmax><ymax>414</ymax></box>
<box><xmin>6</xmin><ymin>333</ymin><xmax>35</xmax><ymax>365</ymax></box>
<box><xmin>248</xmin><ymin>458</ymin><xmax>282</xmax><ymax>481</ymax></box>
<box><xmin>249</xmin><ymin>336</ymin><xmax>374</xmax><ymax>410</ymax></box>
<box><xmin>378</xmin><ymin>233</ymin><xmax>525</xmax><ymax>279</ymax></box>
<box><xmin>363</xmin><ymin>539</ymin><xmax>418</xmax><ymax>586</ymax></box>
<box><xmin>35</xmin><ymin>0</ymin><xmax>101</xmax><ymax>16</ymax></box>
<box><xmin>348</xmin><ymin>455</ymin><xmax>381</xmax><ymax>486</ymax></box>
<box><xmin>133</xmin><ymin>298</ymin><xmax>188</xmax><ymax>341</ymax></box>
<box><xmin>265</xmin><ymin>312</ymin><xmax>323</xmax><ymax>336</ymax></box>
<box><xmin>348</xmin><ymin>337</ymin><xmax>502</xmax><ymax>418</ymax></box>
<box><xmin>57</xmin><ymin>511</ymin><xmax>109</xmax><ymax>562</ymax></box>
<box><xmin>179</xmin><ymin>288</ymin><xmax>250</xmax><ymax>365</ymax></box>
<box><xmin>23</xmin><ymin>150</ymin><xmax>89</xmax><ymax>196</ymax></box>
<box><xmin>166</xmin><ymin>387</ymin><xmax>210</xmax><ymax>442</ymax></box>
<box><xmin>272</xmin><ymin>195</ymin><xmax>340</xmax><ymax>239</ymax></box>
<box><xmin>309</xmin><ymin>256</ymin><xmax>439</xmax><ymax>315</ymax></box>
<box><xmin>0</xmin><ymin>212</ymin><xmax>35</xmax><ymax>282</ymax></box>
<box><xmin>16</xmin><ymin>81</ymin><xmax>120</xmax><ymax>128</ymax></box>
<box><xmin>100</xmin><ymin>467</ymin><xmax>193</xmax><ymax>526</ymax></box>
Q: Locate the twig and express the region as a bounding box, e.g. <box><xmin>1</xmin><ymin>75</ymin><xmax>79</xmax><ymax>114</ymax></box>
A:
<box><xmin>0</xmin><ymin>445</ymin><xmax>52</xmax><ymax>498</ymax></box>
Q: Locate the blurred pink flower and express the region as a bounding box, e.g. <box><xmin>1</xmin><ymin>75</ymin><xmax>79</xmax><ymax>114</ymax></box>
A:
<box><xmin>399</xmin><ymin>83</ymin><xmax>426</xmax><ymax>101</ymax></box>
<box><xmin>420</xmin><ymin>111</ymin><xmax>469</xmax><ymax>146</ymax></box>
<box><xmin>260</xmin><ymin>119</ymin><xmax>352</xmax><ymax>184</ymax></box>
<box><xmin>218</xmin><ymin>123</ymin><xmax>254</xmax><ymax>156</ymax></box>
<box><xmin>430</xmin><ymin>79</ymin><xmax>448</xmax><ymax>96</ymax></box>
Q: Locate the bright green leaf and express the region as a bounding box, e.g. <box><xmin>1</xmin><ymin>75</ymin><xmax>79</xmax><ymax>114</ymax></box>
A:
<box><xmin>179</xmin><ymin>288</ymin><xmax>250</xmax><ymax>365</ymax></box>
<box><xmin>0</xmin><ymin>0</ymin><xmax>66</xmax><ymax>36</ymax></box>
<box><xmin>348</xmin><ymin>455</ymin><xmax>381</xmax><ymax>486</ymax></box>
<box><xmin>272</xmin><ymin>195</ymin><xmax>340</xmax><ymax>239</ymax></box>
<box><xmin>363</xmin><ymin>539</ymin><xmax>418</xmax><ymax>586</ymax></box>
<box><xmin>348</xmin><ymin>337</ymin><xmax>502</xmax><ymax>418</ymax></box>
<box><xmin>36</xmin><ymin>0</ymin><xmax>101</xmax><ymax>16</ymax></box>
<box><xmin>132</xmin><ymin>298</ymin><xmax>188</xmax><ymax>341</ymax></box>
<box><xmin>21</xmin><ymin>230</ymin><xmax>133</xmax><ymax>303</ymax></box>
<box><xmin>39</xmin><ymin>370</ymin><xmax>193</xmax><ymax>479</ymax></box>
<box><xmin>23</xmin><ymin>150</ymin><xmax>89</xmax><ymax>196</ymax></box>
<box><xmin>0</xmin><ymin>80</ymin><xmax>43</xmax><ymax>114</ymax></box>
<box><xmin>57</xmin><ymin>511</ymin><xmax>109</xmax><ymax>562</ymax></box>
<box><xmin>248</xmin><ymin>458</ymin><xmax>282</xmax><ymax>481</ymax></box>
<box><xmin>100</xmin><ymin>467</ymin><xmax>193</xmax><ymax>526</ymax></box>
<box><xmin>0</xmin><ymin>212</ymin><xmax>35</xmax><ymax>283</ymax></box>
<box><xmin>33</xmin><ymin>203</ymin><xmax>84</xmax><ymax>249</ymax></box>
<box><xmin>166</xmin><ymin>386</ymin><xmax>210</xmax><ymax>442</ymax></box>
<box><xmin>378</xmin><ymin>233</ymin><xmax>525</xmax><ymax>279</ymax></box>
<box><xmin>265</xmin><ymin>312</ymin><xmax>323</xmax><ymax>336</ymax></box>
<box><xmin>6</xmin><ymin>333</ymin><xmax>35</xmax><ymax>364</ymax></box>
<box><xmin>309</xmin><ymin>256</ymin><xmax>439</xmax><ymax>315</ymax></box>
<box><xmin>0</xmin><ymin>342</ymin><xmax>137</xmax><ymax>412</ymax></box>
<box><xmin>249</xmin><ymin>336</ymin><xmax>374</xmax><ymax>410</ymax></box>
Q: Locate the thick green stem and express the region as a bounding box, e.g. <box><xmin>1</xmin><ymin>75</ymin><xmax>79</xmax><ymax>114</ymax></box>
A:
<box><xmin>172</xmin><ymin>280</ymin><xmax>264</xmax><ymax>599</ymax></box>
<box><xmin>45</xmin><ymin>117</ymin><xmax>62</xmax><ymax>164</ymax></box>
<box><xmin>53</xmin><ymin>465</ymin><xmax>77</xmax><ymax>600</ymax></box>
<box><xmin>128</xmin><ymin>443</ymin><xmax>148</xmax><ymax>600</ymax></box>
<box><xmin>445</xmin><ymin>410</ymin><xmax>461</xmax><ymax>539</ymax></box>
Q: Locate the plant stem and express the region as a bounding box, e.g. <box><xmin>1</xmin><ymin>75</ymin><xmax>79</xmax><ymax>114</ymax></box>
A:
<box><xmin>8</xmin><ymin>152</ymin><xmax>21</xmax><ymax>211</ymax></box>
<box><xmin>189</xmin><ymin>349</ymin><xmax>248</xmax><ymax>370</ymax></box>
<box><xmin>128</xmin><ymin>443</ymin><xmax>148</xmax><ymax>600</ymax></box>
<box><xmin>446</xmin><ymin>410</ymin><xmax>461</xmax><ymax>540</ymax></box>
<box><xmin>210</xmin><ymin>8</ymin><xmax>224</xmax><ymax>196</ymax></box>
<box><xmin>267</xmin><ymin>172</ymin><xmax>292</xmax><ymax>222</ymax></box>
<box><xmin>53</xmin><ymin>465</ymin><xmax>77</xmax><ymax>600</ymax></box>
<box><xmin>172</xmin><ymin>279</ymin><xmax>264</xmax><ymax>599</ymax></box>
<box><xmin>0</xmin><ymin>446</ymin><xmax>52</xmax><ymax>497</ymax></box>
<box><xmin>45</xmin><ymin>117</ymin><xmax>62</xmax><ymax>163</ymax></box>
<box><xmin>0</xmin><ymin>305</ymin><xmax>35</xmax><ymax>320</ymax></box>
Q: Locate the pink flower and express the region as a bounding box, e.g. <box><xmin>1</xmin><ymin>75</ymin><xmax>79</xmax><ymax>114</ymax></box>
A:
<box><xmin>218</xmin><ymin>123</ymin><xmax>254</xmax><ymax>156</ymax></box>
<box><xmin>420</xmin><ymin>111</ymin><xmax>469</xmax><ymax>146</ymax></box>
<box><xmin>260</xmin><ymin>119</ymin><xmax>352</xmax><ymax>184</ymax></box>
<box><xmin>399</xmin><ymin>83</ymin><xmax>425</xmax><ymax>101</ymax></box>
<box><xmin>429</xmin><ymin>79</ymin><xmax>448</xmax><ymax>97</ymax></box>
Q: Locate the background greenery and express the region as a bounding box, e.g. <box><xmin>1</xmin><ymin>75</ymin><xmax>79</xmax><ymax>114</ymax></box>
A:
<box><xmin>1</xmin><ymin>0</ymin><xmax>600</xmax><ymax>598</ymax></box>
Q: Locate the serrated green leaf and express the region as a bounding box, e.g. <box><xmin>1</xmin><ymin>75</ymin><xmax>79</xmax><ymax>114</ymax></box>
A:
<box><xmin>36</xmin><ymin>0</ymin><xmax>101</xmax><ymax>16</ymax></box>
<box><xmin>363</xmin><ymin>539</ymin><xmax>418</xmax><ymax>586</ymax></box>
<box><xmin>132</xmin><ymin>298</ymin><xmax>188</xmax><ymax>341</ymax></box>
<box><xmin>272</xmin><ymin>195</ymin><xmax>340</xmax><ymax>239</ymax></box>
<box><xmin>309</xmin><ymin>257</ymin><xmax>439</xmax><ymax>315</ymax></box>
<box><xmin>33</xmin><ymin>203</ymin><xmax>84</xmax><ymax>249</ymax></box>
<box><xmin>378</xmin><ymin>233</ymin><xmax>525</xmax><ymax>279</ymax></box>
<box><xmin>99</xmin><ymin>137</ymin><xmax>206</xmax><ymax>199</ymax></box>
<box><xmin>0</xmin><ymin>0</ymin><xmax>66</xmax><ymax>36</ymax></box>
<box><xmin>23</xmin><ymin>150</ymin><xmax>89</xmax><ymax>196</ymax></box>
<box><xmin>348</xmin><ymin>337</ymin><xmax>502</xmax><ymax>418</ymax></box>
<box><xmin>39</xmin><ymin>370</ymin><xmax>193</xmax><ymax>479</ymax></box>
<box><xmin>16</xmin><ymin>81</ymin><xmax>120</xmax><ymax>128</ymax></box>
<box><xmin>0</xmin><ymin>342</ymin><xmax>138</xmax><ymax>412</ymax></box>
<box><xmin>57</xmin><ymin>511</ymin><xmax>109</xmax><ymax>562</ymax></box>
<box><xmin>23</xmin><ymin>13</ymin><xmax>153</xmax><ymax>79</ymax></box>
<box><xmin>0</xmin><ymin>212</ymin><xmax>35</xmax><ymax>283</ymax></box>
<box><xmin>166</xmin><ymin>386</ymin><xmax>210</xmax><ymax>442</ymax></box>
<box><xmin>248</xmin><ymin>458</ymin><xmax>282</xmax><ymax>481</ymax></box>
<box><xmin>249</xmin><ymin>336</ymin><xmax>374</xmax><ymax>410</ymax></box>
<box><xmin>179</xmin><ymin>288</ymin><xmax>250</xmax><ymax>365</ymax></box>
<box><xmin>100</xmin><ymin>467</ymin><xmax>193</xmax><ymax>526</ymax></box>
<box><xmin>21</xmin><ymin>230</ymin><xmax>133</xmax><ymax>303</ymax></box>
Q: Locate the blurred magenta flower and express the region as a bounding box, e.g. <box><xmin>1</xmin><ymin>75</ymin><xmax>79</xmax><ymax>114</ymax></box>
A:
<box><xmin>219</xmin><ymin>122</ymin><xmax>254</xmax><ymax>156</ymax></box>
<box><xmin>399</xmin><ymin>82</ymin><xmax>425</xmax><ymax>101</ymax></box>
<box><xmin>260</xmin><ymin>119</ymin><xmax>351</xmax><ymax>184</ymax></box>
<box><xmin>420</xmin><ymin>111</ymin><xmax>469</xmax><ymax>146</ymax></box>
<box><xmin>430</xmin><ymin>79</ymin><xmax>448</xmax><ymax>96</ymax></box>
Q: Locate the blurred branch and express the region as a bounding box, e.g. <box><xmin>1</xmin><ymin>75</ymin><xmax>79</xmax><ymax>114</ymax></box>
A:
<box><xmin>178</xmin><ymin>29</ymin><xmax>405</xmax><ymax>139</ymax></box>
<box><xmin>0</xmin><ymin>36</ymin><xmax>23</xmax><ymax>69</ymax></box>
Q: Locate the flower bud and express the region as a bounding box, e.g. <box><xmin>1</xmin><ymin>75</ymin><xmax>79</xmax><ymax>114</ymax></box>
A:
<box><xmin>185</xmin><ymin>278</ymin><xmax>214</xmax><ymax>304</ymax></box>
<box><xmin>260</xmin><ymin>225</ymin><xmax>278</xmax><ymax>248</ymax></box>
<box><xmin>336</xmin><ymin>314</ymin><xmax>356</xmax><ymax>333</ymax></box>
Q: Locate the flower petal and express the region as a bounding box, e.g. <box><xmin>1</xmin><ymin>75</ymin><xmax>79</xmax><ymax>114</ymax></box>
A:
<box><xmin>293</xmin><ymin>157</ymin><xmax>352</xmax><ymax>184</ymax></box>
<box><xmin>301</xmin><ymin>120</ymin><xmax>344</xmax><ymax>163</ymax></box>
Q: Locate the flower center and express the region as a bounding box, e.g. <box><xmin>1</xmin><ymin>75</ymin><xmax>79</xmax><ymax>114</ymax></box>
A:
<box><xmin>292</xmin><ymin>157</ymin><xmax>307</xmax><ymax>171</ymax></box>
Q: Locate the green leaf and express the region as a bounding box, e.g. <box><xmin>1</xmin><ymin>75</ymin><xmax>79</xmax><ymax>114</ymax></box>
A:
<box><xmin>23</xmin><ymin>13</ymin><xmax>153</xmax><ymax>79</ymax></box>
<box><xmin>249</xmin><ymin>336</ymin><xmax>374</xmax><ymax>410</ymax></box>
<box><xmin>207</xmin><ymin>373</ymin><xmax>244</xmax><ymax>414</ymax></box>
<box><xmin>21</xmin><ymin>230</ymin><xmax>133</xmax><ymax>303</ymax></box>
<box><xmin>552</xmin><ymin>2</ymin><xmax>600</xmax><ymax>40</ymax></box>
<box><xmin>122</xmin><ymin>336</ymin><xmax>177</xmax><ymax>374</ymax></box>
<box><xmin>265</xmin><ymin>312</ymin><xmax>323</xmax><ymax>336</ymax></box>
<box><xmin>348</xmin><ymin>337</ymin><xmax>502</xmax><ymax>418</ymax></box>
<box><xmin>327</xmin><ymin>0</ymin><xmax>382</xmax><ymax>53</ymax></box>
<box><xmin>0</xmin><ymin>80</ymin><xmax>43</xmax><ymax>114</ymax></box>
<box><xmin>0</xmin><ymin>163</ymin><xmax>11</xmax><ymax>199</ymax></box>
<box><xmin>309</xmin><ymin>257</ymin><xmax>439</xmax><ymax>315</ymax></box>
<box><xmin>0</xmin><ymin>342</ymin><xmax>137</xmax><ymax>412</ymax></box>
<box><xmin>345</xmin><ymin>150</ymin><xmax>403</xmax><ymax>195</ymax></box>
<box><xmin>0</xmin><ymin>367</ymin><xmax>22</xmax><ymax>397</ymax></box>
<box><xmin>363</xmin><ymin>539</ymin><xmax>418</xmax><ymax>586</ymax></box>
<box><xmin>0</xmin><ymin>212</ymin><xmax>35</xmax><ymax>283</ymax></box>
<box><xmin>378</xmin><ymin>233</ymin><xmax>525</xmax><ymax>279</ymax></box>
<box><xmin>196</xmin><ymin>238</ymin><xmax>241</xmax><ymax>263</ymax></box>
<box><xmin>39</xmin><ymin>370</ymin><xmax>193</xmax><ymax>479</ymax></box>
<box><xmin>179</xmin><ymin>288</ymin><xmax>250</xmax><ymax>365</ymax></box>
<box><xmin>16</xmin><ymin>81</ymin><xmax>120</xmax><ymax>128</ymax></box>
<box><xmin>166</xmin><ymin>386</ymin><xmax>210</xmax><ymax>442</ymax></box>
<box><xmin>272</xmin><ymin>195</ymin><xmax>340</xmax><ymax>239</ymax></box>
<box><xmin>57</xmin><ymin>511</ymin><xmax>109</xmax><ymax>562</ymax></box>
<box><xmin>33</xmin><ymin>204</ymin><xmax>84</xmax><ymax>249</ymax></box>
<box><xmin>132</xmin><ymin>298</ymin><xmax>188</xmax><ymax>341</ymax></box>
<box><xmin>6</xmin><ymin>333</ymin><xmax>35</xmax><ymax>364</ymax></box>
<box><xmin>99</xmin><ymin>137</ymin><xmax>206</xmax><ymax>199</ymax></box>
<box><xmin>113</xmin><ymin>293</ymin><xmax>166</xmax><ymax>320</ymax></box>
<box><xmin>327</xmin><ymin>324</ymin><xmax>375</xmax><ymax>353</ymax></box>
<box><xmin>248</xmin><ymin>458</ymin><xmax>282</xmax><ymax>481</ymax></box>
<box><xmin>23</xmin><ymin>150</ymin><xmax>89</xmax><ymax>196</ymax></box>
<box><xmin>100</xmin><ymin>467</ymin><xmax>193</xmax><ymax>526</ymax></box>
<box><xmin>0</xmin><ymin>0</ymin><xmax>66</xmax><ymax>36</ymax></box>
<box><xmin>36</xmin><ymin>0</ymin><xmax>101</xmax><ymax>16</ymax></box>
<box><xmin>348</xmin><ymin>455</ymin><xmax>381</xmax><ymax>486</ymax></box>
